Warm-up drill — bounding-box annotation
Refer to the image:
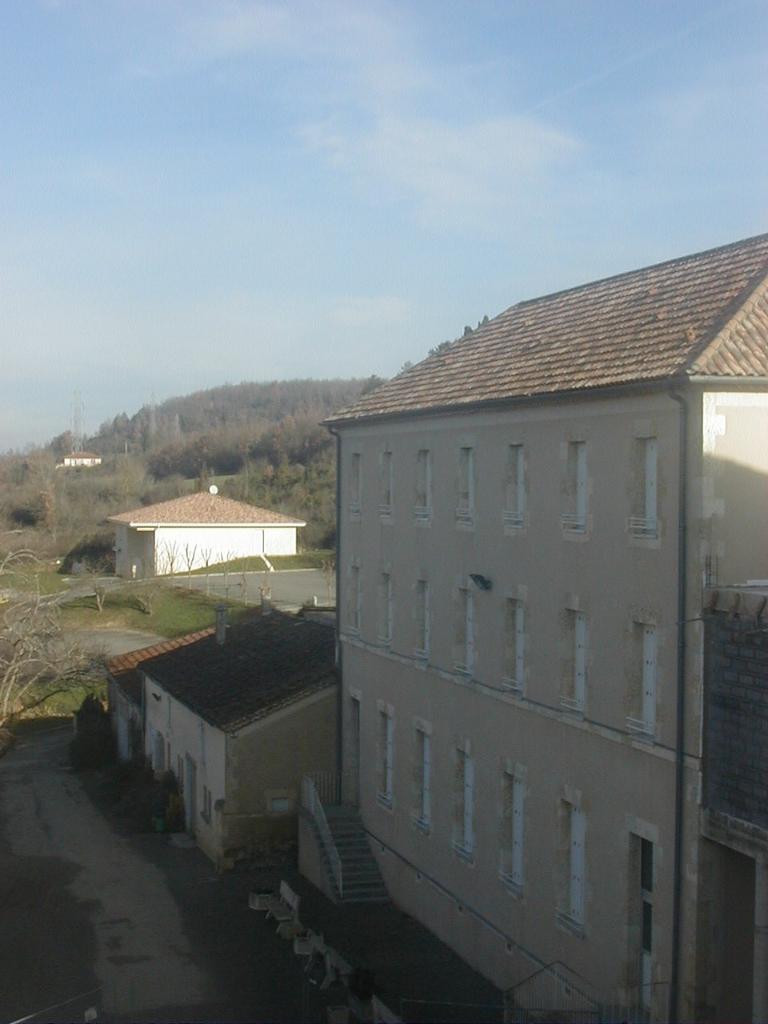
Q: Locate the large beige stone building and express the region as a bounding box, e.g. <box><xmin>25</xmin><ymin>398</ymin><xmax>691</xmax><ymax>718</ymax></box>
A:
<box><xmin>324</xmin><ymin>234</ymin><xmax>768</xmax><ymax>1020</ymax></box>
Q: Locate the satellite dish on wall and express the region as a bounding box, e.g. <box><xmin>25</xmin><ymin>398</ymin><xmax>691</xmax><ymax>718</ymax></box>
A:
<box><xmin>209</xmin><ymin>484</ymin><xmax>219</xmax><ymax>495</ymax></box>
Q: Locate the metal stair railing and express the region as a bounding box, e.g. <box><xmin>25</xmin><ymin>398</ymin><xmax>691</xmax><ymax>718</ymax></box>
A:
<box><xmin>302</xmin><ymin>775</ymin><xmax>343</xmax><ymax>899</ymax></box>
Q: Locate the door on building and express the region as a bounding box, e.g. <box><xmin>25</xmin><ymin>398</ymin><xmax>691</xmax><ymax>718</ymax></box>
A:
<box><xmin>184</xmin><ymin>755</ymin><xmax>197</xmax><ymax>835</ymax></box>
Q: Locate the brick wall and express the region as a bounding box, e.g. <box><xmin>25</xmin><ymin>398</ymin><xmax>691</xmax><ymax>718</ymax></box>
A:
<box><xmin>704</xmin><ymin>607</ymin><xmax>768</xmax><ymax>830</ymax></box>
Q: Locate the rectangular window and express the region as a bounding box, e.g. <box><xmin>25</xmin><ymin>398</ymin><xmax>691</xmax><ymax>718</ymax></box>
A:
<box><xmin>380</xmin><ymin>450</ymin><xmax>393</xmax><ymax>518</ymax></box>
<box><xmin>378</xmin><ymin>572</ymin><xmax>392</xmax><ymax>644</ymax></box>
<box><xmin>415</xmin><ymin>449</ymin><xmax>432</xmax><ymax>522</ymax></box>
<box><xmin>176</xmin><ymin>754</ymin><xmax>184</xmax><ymax>792</ymax></box>
<box><xmin>349</xmin><ymin>564</ymin><xmax>361</xmax><ymax>632</ymax></box>
<box><xmin>630</xmin><ymin>438</ymin><xmax>658</xmax><ymax>538</ymax></box>
<box><xmin>628</xmin><ymin>624</ymin><xmax>657</xmax><ymax>737</ymax></box>
<box><xmin>416</xmin><ymin>729</ymin><xmax>431</xmax><ymax>827</ymax></box>
<box><xmin>201</xmin><ymin>784</ymin><xmax>212</xmax><ymax>823</ymax></box>
<box><xmin>562</xmin><ymin>441</ymin><xmax>588</xmax><ymax>532</ymax></box>
<box><xmin>350</xmin><ymin>453</ymin><xmax>361</xmax><ymax>516</ymax></box>
<box><xmin>569</xmin><ymin>804</ymin><xmax>585</xmax><ymax>924</ymax></box>
<box><xmin>638</xmin><ymin>837</ymin><xmax>654</xmax><ymax>1009</ymax></box>
<box><xmin>454</xmin><ymin>747</ymin><xmax>475</xmax><ymax>856</ymax></box>
<box><xmin>415</xmin><ymin>579</ymin><xmax>430</xmax><ymax>656</ymax></box>
<box><xmin>503</xmin><ymin>598</ymin><xmax>525</xmax><ymax>691</ymax></box>
<box><xmin>500</xmin><ymin>770</ymin><xmax>525</xmax><ymax>892</ymax></box>
<box><xmin>378</xmin><ymin>709</ymin><xmax>394</xmax><ymax>805</ymax></box>
<box><xmin>504</xmin><ymin>444</ymin><xmax>526</xmax><ymax>528</ymax></box>
<box><xmin>562</xmin><ymin>611</ymin><xmax>587</xmax><ymax>712</ymax></box>
<box><xmin>456</xmin><ymin>446</ymin><xmax>475</xmax><ymax>526</ymax></box>
<box><xmin>455</xmin><ymin>586</ymin><xmax>475</xmax><ymax>674</ymax></box>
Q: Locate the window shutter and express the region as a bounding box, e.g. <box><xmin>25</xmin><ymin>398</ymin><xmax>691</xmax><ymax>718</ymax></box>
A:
<box><xmin>385</xmin><ymin>714</ymin><xmax>394</xmax><ymax>799</ymax></box>
<box><xmin>422</xmin><ymin>733</ymin><xmax>431</xmax><ymax>822</ymax></box>
<box><xmin>463</xmin><ymin>754</ymin><xmax>475</xmax><ymax>851</ymax></box>
<box><xmin>570</xmin><ymin>806</ymin><xmax>585</xmax><ymax>922</ymax></box>
<box><xmin>574</xmin><ymin>613</ymin><xmax>587</xmax><ymax>705</ymax></box>
<box><xmin>512</xmin><ymin>776</ymin><xmax>524</xmax><ymax>886</ymax></box>
<box><xmin>642</xmin><ymin>626</ymin><xmax>657</xmax><ymax>728</ymax></box>
<box><xmin>515</xmin><ymin>604</ymin><xmax>526</xmax><ymax>685</ymax></box>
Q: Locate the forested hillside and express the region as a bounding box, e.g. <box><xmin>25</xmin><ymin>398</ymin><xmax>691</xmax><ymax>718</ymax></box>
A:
<box><xmin>1</xmin><ymin>377</ymin><xmax>379</xmax><ymax>563</ymax></box>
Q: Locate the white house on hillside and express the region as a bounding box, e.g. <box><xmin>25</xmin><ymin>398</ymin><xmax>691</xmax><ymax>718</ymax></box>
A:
<box><xmin>109</xmin><ymin>491</ymin><xmax>305</xmax><ymax>578</ymax></box>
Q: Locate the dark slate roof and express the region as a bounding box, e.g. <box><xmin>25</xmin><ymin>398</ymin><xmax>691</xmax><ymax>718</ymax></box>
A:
<box><xmin>106</xmin><ymin>629</ymin><xmax>215</xmax><ymax>706</ymax></box>
<box><xmin>141</xmin><ymin>611</ymin><xmax>337</xmax><ymax>731</ymax></box>
<box><xmin>327</xmin><ymin>233</ymin><xmax>768</xmax><ymax>425</ymax></box>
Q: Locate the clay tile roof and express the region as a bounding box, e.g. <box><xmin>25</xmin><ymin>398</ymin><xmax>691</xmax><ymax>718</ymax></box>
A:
<box><xmin>327</xmin><ymin>233</ymin><xmax>768</xmax><ymax>425</ymax></box>
<box><xmin>106</xmin><ymin>629</ymin><xmax>215</xmax><ymax>705</ymax></box>
<box><xmin>140</xmin><ymin>611</ymin><xmax>337</xmax><ymax>731</ymax></box>
<box><xmin>107</xmin><ymin>492</ymin><xmax>306</xmax><ymax>527</ymax></box>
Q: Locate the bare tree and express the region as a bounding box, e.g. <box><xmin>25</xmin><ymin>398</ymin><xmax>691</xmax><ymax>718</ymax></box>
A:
<box><xmin>182</xmin><ymin>543</ymin><xmax>198</xmax><ymax>590</ymax></box>
<box><xmin>157</xmin><ymin>539</ymin><xmax>180</xmax><ymax>577</ymax></box>
<box><xmin>199</xmin><ymin>546</ymin><xmax>213</xmax><ymax>595</ymax></box>
<box><xmin>0</xmin><ymin>551</ymin><xmax>92</xmax><ymax>727</ymax></box>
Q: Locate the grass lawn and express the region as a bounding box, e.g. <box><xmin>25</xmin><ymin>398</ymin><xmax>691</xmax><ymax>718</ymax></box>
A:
<box><xmin>181</xmin><ymin>549</ymin><xmax>333</xmax><ymax>575</ymax></box>
<box><xmin>3</xmin><ymin>567</ymin><xmax>70</xmax><ymax>595</ymax></box>
<box><xmin>59</xmin><ymin>584</ymin><xmax>249</xmax><ymax>637</ymax></box>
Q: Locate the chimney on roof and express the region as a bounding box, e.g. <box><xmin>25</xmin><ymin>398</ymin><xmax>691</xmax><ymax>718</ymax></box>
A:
<box><xmin>215</xmin><ymin>604</ymin><xmax>228</xmax><ymax>645</ymax></box>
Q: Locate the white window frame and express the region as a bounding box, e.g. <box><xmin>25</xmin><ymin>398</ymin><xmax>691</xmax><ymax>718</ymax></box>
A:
<box><xmin>349</xmin><ymin>563</ymin><xmax>361</xmax><ymax>633</ymax></box>
<box><xmin>454</xmin><ymin>745</ymin><xmax>475</xmax><ymax>857</ymax></box>
<box><xmin>500</xmin><ymin>769</ymin><xmax>525</xmax><ymax>893</ymax></box>
<box><xmin>629</xmin><ymin>437</ymin><xmax>658</xmax><ymax>538</ymax></box>
<box><xmin>415</xmin><ymin>449</ymin><xmax>432</xmax><ymax>523</ymax></box>
<box><xmin>379</xmin><ymin>450</ymin><xmax>393</xmax><ymax>518</ymax></box>
<box><xmin>455</xmin><ymin>586</ymin><xmax>475</xmax><ymax>674</ymax></box>
<box><xmin>456</xmin><ymin>446</ymin><xmax>475</xmax><ymax>527</ymax></box>
<box><xmin>416</xmin><ymin>728</ymin><xmax>431</xmax><ymax>828</ymax></box>
<box><xmin>562</xmin><ymin>611</ymin><xmax>587</xmax><ymax>712</ymax></box>
<box><xmin>378</xmin><ymin>709</ymin><xmax>394</xmax><ymax>806</ymax></box>
<box><xmin>628</xmin><ymin>624</ymin><xmax>657</xmax><ymax>737</ymax></box>
<box><xmin>415</xmin><ymin>579</ymin><xmax>430</xmax><ymax>657</ymax></box>
<box><xmin>503</xmin><ymin>598</ymin><xmax>525</xmax><ymax>691</ymax></box>
<box><xmin>349</xmin><ymin>452</ymin><xmax>361</xmax><ymax>517</ymax></box>
<box><xmin>562</xmin><ymin>440</ymin><xmax>588</xmax><ymax>532</ymax></box>
<box><xmin>503</xmin><ymin>444</ymin><xmax>526</xmax><ymax>528</ymax></box>
<box><xmin>378</xmin><ymin>571</ymin><xmax>393</xmax><ymax>645</ymax></box>
<box><xmin>569</xmin><ymin>804</ymin><xmax>586</xmax><ymax>925</ymax></box>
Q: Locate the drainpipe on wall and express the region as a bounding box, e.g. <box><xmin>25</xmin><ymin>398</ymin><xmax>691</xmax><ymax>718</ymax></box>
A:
<box><xmin>328</xmin><ymin>426</ymin><xmax>343</xmax><ymax>775</ymax></box>
<box><xmin>669</xmin><ymin>389</ymin><xmax>689</xmax><ymax>1023</ymax></box>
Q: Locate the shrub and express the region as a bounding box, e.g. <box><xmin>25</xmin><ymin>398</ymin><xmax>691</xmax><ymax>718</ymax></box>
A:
<box><xmin>69</xmin><ymin>695</ymin><xmax>115</xmax><ymax>770</ymax></box>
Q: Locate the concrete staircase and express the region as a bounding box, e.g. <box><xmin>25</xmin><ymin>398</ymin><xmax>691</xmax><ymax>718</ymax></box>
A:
<box><xmin>326</xmin><ymin>808</ymin><xmax>389</xmax><ymax>904</ymax></box>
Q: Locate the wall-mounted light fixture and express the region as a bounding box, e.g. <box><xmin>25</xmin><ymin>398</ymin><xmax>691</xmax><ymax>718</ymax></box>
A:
<box><xmin>469</xmin><ymin>573</ymin><xmax>493</xmax><ymax>591</ymax></box>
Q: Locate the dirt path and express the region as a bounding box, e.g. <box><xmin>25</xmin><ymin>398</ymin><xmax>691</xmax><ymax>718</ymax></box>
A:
<box><xmin>0</xmin><ymin>725</ymin><xmax>211</xmax><ymax>1022</ymax></box>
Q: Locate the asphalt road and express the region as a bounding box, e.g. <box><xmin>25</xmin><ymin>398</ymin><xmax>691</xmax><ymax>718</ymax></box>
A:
<box><xmin>180</xmin><ymin>568</ymin><xmax>335</xmax><ymax>609</ymax></box>
<box><xmin>0</xmin><ymin>726</ymin><xmax>304</xmax><ymax>1023</ymax></box>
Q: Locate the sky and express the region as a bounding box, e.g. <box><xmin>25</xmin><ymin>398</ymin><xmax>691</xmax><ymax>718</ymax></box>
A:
<box><xmin>1</xmin><ymin>0</ymin><xmax>767</xmax><ymax>449</ymax></box>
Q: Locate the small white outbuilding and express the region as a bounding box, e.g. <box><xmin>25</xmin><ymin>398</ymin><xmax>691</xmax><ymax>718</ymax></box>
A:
<box><xmin>109</xmin><ymin>491</ymin><xmax>305</xmax><ymax>578</ymax></box>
